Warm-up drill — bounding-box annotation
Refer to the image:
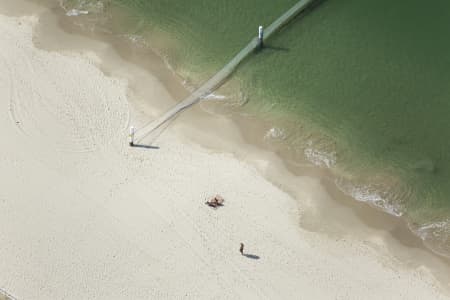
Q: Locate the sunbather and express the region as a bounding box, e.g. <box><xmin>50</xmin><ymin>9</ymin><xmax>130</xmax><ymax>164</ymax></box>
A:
<box><xmin>205</xmin><ymin>195</ymin><xmax>225</xmax><ymax>208</ymax></box>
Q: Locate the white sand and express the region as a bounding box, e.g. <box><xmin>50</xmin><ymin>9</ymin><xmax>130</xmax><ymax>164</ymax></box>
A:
<box><xmin>0</xmin><ymin>10</ymin><xmax>448</xmax><ymax>300</ymax></box>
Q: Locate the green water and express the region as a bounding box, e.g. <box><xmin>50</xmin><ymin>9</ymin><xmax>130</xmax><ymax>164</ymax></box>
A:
<box><xmin>59</xmin><ymin>0</ymin><xmax>450</xmax><ymax>255</ymax></box>
<box><xmin>237</xmin><ymin>0</ymin><xmax>450</xmax><ymax>226</ymax></box>
<box><xmin>238</xmin><ymin>0</ymin><xmax>450</xmax><ymax>215</ymax></box>
<box><xmin>107</xmin><ymin>0</ymin><xmax>301</xmax><ymax>81</ymax></box>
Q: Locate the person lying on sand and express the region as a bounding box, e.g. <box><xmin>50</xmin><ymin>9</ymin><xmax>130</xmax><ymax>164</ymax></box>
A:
<box><xmin>205</xmin><ymin>194</ymin><xmax>225</xmax><ymax>208</ymax></box>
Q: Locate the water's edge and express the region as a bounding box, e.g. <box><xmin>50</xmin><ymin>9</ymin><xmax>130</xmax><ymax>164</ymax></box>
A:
<box><xmin>17</xmin><ymin>0</ymin><xmax>450</xmax><ymax>289</ymax></box>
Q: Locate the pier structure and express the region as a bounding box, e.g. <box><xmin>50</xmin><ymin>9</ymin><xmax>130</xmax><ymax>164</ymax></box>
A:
<box><xmin>133</xmin><ymin>0</ymin><xmax>316</xmax><ymax>142</ymax></box>
<box><xmin>129</xmin><ymin>126</ymin><xmax>135</xmax><ymax>146</ymax></box>
<box><xmin>258</xmin><ymin>25</ymin><xmax>264</xmax><ymax>49</ymax></box>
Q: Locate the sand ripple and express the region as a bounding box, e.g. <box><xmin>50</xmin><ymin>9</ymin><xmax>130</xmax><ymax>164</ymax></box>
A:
<box><xmin>0</xmin><ymin>18</ymin><xmax>129</xmax><ymax>152</ymax></box>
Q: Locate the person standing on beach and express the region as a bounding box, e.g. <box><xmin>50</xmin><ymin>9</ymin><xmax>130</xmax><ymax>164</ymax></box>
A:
<box><xmin>240</xmin><ymin>243</ymin><xmax>244</xmax><ymax>255</ymax></box>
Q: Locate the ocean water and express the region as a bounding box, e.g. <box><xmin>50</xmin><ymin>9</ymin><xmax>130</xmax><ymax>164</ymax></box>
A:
<box><xmin>56</xmin><ymin>0</ymin><xmax>450</xmax><ymax>255</ymax></box>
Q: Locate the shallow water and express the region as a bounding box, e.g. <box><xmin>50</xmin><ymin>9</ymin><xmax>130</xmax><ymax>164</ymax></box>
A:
<box><xmin>57</xmin><ymin>0</ymin><xmax>450</xmax><ymax>256</ymax></box>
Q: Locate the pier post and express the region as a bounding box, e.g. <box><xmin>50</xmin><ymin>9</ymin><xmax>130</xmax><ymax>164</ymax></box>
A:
<box><xmin>129</xmin><ymin>126</ymin><xmax>135</xmax><ymax>146</ymax></box>
<box><xmin>258</xmin><ymin>25</ymin><xmax>264</xmax><ymax>49</ymax></box>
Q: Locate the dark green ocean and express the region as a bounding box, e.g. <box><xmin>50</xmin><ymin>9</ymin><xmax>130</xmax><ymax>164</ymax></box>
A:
<box><xmin>57</xmin><ymin>0</ymin><xmax>450</xmax><ymax>256</ymax></box>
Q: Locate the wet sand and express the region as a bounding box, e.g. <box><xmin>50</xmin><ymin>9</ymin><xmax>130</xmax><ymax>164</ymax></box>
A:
<box><xmin>0</xmin><ymin>0</ymin><xmax>449</xmax><ymax>299</ymax></box>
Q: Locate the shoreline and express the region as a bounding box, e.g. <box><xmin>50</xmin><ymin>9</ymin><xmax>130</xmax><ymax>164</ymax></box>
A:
<box><xmin>0</xmin><ymin>0</ymin><xmax>449</xmax><ymax>298</ymax></box>
<box><xmin>39</xmin><ymin>0</ymin><xmax>450</xmax><ymax>261</ymax></box>
<box><xmin>32</xmin><ymin>0</ymin><xmax>450</xmax><ymax>259</ymax></box>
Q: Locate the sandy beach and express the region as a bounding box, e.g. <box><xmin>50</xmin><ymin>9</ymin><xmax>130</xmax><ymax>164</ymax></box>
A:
<box><xmin>0</xmin><ymin>1</ymin><xmax>449</xmax><ymax>299</ymax></box>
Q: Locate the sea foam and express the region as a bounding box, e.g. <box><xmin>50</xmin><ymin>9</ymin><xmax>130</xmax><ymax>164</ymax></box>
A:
<box><xmin>415</xmin><ymin>219</ymin><xmax>450</xmax><ymax>257</ymax></box>
<box><xmin>264</xmin><ymin>127</ymin><xmax>287</xmax><ymax>140</ymax></box>
<box><xmin>335</xmin><ymin>179</ymin><xmax>404</xmax><ymax>217</ymax></box>
<box><xmin>304</xmin><ymin>147</ymin><xmax>336</xmax><ymax>168</ymax></box>
<box><xmin>66</xmin><ymin>9</ymin><xmax>89</xmax><ymax>17</ymax></box>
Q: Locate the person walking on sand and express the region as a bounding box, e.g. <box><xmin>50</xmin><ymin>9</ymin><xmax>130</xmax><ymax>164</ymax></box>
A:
<box><xmin>240</xmin><ymin>243</ymin><xmax>244</xmax><ymax>255</ymax></box>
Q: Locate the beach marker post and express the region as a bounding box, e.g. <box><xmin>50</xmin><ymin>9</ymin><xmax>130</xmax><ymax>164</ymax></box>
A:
<box><xmin>258</xmin><ymin>25</ymin><xmax>264</xmax><ymax>49</ymax></box>
<box><xmin>129</xmin><ymin>126</ymin><xmax>135</xmax><ymax>146</ymax></box>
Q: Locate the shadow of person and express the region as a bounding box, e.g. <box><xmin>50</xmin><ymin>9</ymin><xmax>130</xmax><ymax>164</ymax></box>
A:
<box><xmin>243</xmin><ymin>254</ymin><xmax>260</xmax><ymax>260</ymax></box>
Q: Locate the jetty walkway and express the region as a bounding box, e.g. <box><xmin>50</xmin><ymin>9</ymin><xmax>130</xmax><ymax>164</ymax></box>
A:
<box><xmin>135</xmin><ymin>0</ymin><xmax>316</xmax><ymax>141</ymax></box>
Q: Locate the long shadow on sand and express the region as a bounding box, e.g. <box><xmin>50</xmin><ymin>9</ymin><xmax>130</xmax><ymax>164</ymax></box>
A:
<box><xmin>131</xmin><ymin>144</ymin><xmax>159</xmax><ymax>150</ymax></box>
<box><xmin>243</xmin><ymin>254</ymin><xmax>260</xmax><ymax>260</ymax></box>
